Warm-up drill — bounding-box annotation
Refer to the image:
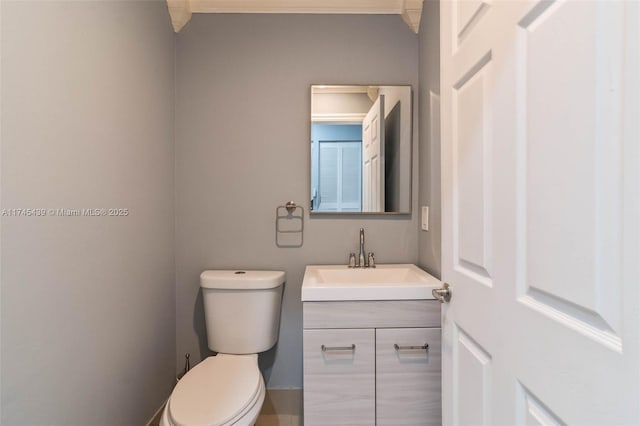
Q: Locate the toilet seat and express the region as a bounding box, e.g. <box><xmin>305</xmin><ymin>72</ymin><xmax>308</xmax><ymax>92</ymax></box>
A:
<box><xmin>166</xmin><ymin>354</ymin><xmax>263</xmax><ymax>426</ymax></box>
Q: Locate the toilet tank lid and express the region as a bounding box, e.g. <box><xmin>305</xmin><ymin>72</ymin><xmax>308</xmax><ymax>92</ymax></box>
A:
<box><xmin>200</xmin><ymin>270</ymin><xmax>285</xmax><ymax>290</ymax></box>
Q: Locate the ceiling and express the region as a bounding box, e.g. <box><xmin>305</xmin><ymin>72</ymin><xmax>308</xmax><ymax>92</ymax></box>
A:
<box><xmin>166</xmin><ymin>0</ymin><xmax>424</xmax><ymax>33</ymax></box>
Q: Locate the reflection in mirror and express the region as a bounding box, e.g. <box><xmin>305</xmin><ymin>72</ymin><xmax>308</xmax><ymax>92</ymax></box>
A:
<box><xmin>310</xmin><ymin>85</ymin><xmax>412</xmax><ymax>214</ymax></box>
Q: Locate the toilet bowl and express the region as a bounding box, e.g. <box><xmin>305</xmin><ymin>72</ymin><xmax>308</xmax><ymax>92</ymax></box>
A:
<box><xmin>160</xmin><ymin>354</ymin><xmax>264</xmax><ymax>426</ymax></box>
<box><xmin>161</xmin><ymin>270</ymin><xmax>285</xmax><ymax>426</ymax></box>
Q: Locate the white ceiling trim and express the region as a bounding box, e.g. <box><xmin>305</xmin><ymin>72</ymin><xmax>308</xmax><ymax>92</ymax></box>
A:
<box><xmin>312</xmin><ymin>86</ymin><xmax>371</xmax><ymax>94</ymax></box>
<box><xmin>167</xmin><ymin>0</ymin><xmax>423</xmax><ymax>33</ymax></box>
<box><xmin>190</xmin><ymin>0</ymin><xmax>404</xmax><ymax>14</ymax></box>
<box><xmin>311</xmin><ymin>113</ymin><xmax>367</xmax><ymax>124</ymax></box>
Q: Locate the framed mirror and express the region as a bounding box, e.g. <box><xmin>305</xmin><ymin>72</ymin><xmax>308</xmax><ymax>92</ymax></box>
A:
<box><xmin>310</xmin><ymin>85</ymin><xmax>412</xmax><ymax>214</ymax></box>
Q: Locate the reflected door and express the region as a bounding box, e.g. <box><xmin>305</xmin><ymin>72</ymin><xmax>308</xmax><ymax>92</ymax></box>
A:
<box><xmin>362</xmin><ymin>95</ymin><xmax>385</xmax><ymax>212</ymax></box>
<box><xmin>441</xmin><ymin>1</ymin><xmax>639</xmax><ymax>425</ymax></box>
<box><xmin>318</xmin><ymin>141</ymin><xmax>362</xmax><ymax>212</ymax></box>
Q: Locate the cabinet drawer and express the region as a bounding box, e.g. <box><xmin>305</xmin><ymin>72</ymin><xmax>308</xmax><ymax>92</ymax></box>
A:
<box><xmin>376</xmin><ymin>328</ymin><xmax>441</xmax><ymax>426</ymax></box>
<box><xmin>303</xmin><ymin>328</ymin><xmax>375</xmax><ymax>425</ymax></box>
<box><xmin>303</xmin><ymin>300</ymin><xmax>440</xmax><ymax>329</ymax></box>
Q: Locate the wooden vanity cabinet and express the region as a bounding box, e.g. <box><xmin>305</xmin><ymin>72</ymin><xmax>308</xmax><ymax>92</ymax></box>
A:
<box><xmin>302</xmin><ymin>300</ymin><xmax>442</xmax><ymax>426</ymax></box>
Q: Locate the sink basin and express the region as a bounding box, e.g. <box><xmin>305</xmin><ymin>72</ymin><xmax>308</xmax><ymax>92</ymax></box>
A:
<box><xmin>301</xmin><ymin>264</ymin><xmax>441</xmax><ymax>301</ymax></box>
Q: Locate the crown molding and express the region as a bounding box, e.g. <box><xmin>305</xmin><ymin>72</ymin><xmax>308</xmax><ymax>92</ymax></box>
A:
<box><xmin>167</xmin><ymin>0</ymin><xmax>423</xmax><ymax>33</ymax></box>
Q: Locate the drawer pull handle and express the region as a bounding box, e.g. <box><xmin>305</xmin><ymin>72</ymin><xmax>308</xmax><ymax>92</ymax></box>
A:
<box><xmin>394</xmin><ymin>343</ymin><xmax>429</xmax><ymax>351</ymax></box>
<box><xmin>321</xmin><ymin>344</ymin><xmax>356</xmax><ymax>352</ymax></box>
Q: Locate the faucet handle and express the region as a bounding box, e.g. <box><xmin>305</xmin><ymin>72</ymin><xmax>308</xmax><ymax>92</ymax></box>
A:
<box><xmin>367</xmin><ymin>252</ymin><xmax>376</xmax><ymax>268</ymax></box>
<box><xmin>348</xmin><ymin>253</ymin><xmax>357</xmax><ymax>268</ymax></box>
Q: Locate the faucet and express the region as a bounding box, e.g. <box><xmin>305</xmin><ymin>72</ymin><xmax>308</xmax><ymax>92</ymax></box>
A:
<box><xmin>347</xmin><ymin>228</ymin><xmax>376</xmax><ymax>268</ymax></box>
<box><xmin>358</xmin><ymin>228</ymin><xmax>367</xmax><ymax>267</ymax></box>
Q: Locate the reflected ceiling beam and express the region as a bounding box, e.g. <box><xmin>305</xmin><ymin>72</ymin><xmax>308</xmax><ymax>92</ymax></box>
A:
<box><xmin>167</xmin><ymin>0</ymin><xmax>423</xmax><ymax>34</ymax></box>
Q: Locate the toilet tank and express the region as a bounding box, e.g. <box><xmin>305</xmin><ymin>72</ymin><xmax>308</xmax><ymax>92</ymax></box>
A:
<box><xmin>200</xmin><ymin>270</ymin><xmax>285</xmax><ymax>354</ymax></box>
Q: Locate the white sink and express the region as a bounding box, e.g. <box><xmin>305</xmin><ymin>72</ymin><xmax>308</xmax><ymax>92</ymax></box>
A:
<box><xmin>301</xmin><ymin>264</ymin><xmax>441</xmax><ymax>301</ymax></box>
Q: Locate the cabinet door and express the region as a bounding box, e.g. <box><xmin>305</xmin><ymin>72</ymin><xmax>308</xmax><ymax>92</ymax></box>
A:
<box><xmin>303</xmin><ymin>328</ymin><xmax>375</xmax><ymax>425</ymax></box>
<box><xmin>376</xmin><ymin>328</ymin><xmax>441</xmax><ymax>426</ymax></box>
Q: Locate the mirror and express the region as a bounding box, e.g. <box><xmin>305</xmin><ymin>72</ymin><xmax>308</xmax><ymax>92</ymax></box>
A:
<box><xmin>310</xmin><ymin>85</ymin><xmax>412</xmax><ymax>214</ymax></box>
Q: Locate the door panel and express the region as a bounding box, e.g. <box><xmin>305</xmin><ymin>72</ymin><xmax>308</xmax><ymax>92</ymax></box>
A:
<box><xmin>453</xmin><ymin>325</ymin><xmax>492</xmax><ymax>426</ymax></box>
<box><xmin>453</xmin><ymin>53</ymin><xmax>493</xmax><ymax>285</ymax></box>
<box><xmin>517</xmin><ymin>0</ymin><xmax>623</xmax><ymax>345</ymax></box>
<box><xmin>455</xmin><ymin>0</ymin><xmax>490</xmax><ymax>48</ymax></box>
<box><xmin>517</xmin><ymin>383</ymin><xmax>564</xmax><ymax>426</ymax></box>
<box><xmin>441</xmin><ymin>1</ymin><xmax>639</xmax><ymax>425</ymax></box>
<box><xmin>362</xmin><ymin>95</ymin><xmax>385</xmax><ymax>212</ymax></box>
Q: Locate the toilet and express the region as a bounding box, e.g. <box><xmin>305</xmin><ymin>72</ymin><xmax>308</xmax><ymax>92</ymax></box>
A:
<box><xmin>161</xmin><ymin>270</ymin><xmax>285</xmax><ymax>426</ymax></box>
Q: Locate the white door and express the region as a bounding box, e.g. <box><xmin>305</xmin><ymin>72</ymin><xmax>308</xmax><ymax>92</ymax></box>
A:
<box><xmin>318</xmin><ymin>141</ymin><xmax>362</xmax><ymax>212</ymax></box>
<box><xmin>440</xmin><ymin>1</ymin><xmax>639</xmax><ymax>425</ymax></box>
<box><xmin>362</xmin><ymin>95</ymin><xmax>385</xmax><ymax>212</ymax></box>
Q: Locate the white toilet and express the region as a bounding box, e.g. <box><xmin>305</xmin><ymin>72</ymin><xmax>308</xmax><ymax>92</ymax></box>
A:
<box><xmin>161</xmin><ymin>270</ymin><xmax>285</xmax><ymax>426</ymax></box>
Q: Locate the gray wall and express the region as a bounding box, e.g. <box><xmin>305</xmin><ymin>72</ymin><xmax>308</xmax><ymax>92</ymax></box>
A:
<box><xmin>175</xmin><ymin>14</ymin><xmax>419</xmax><ymax>388</ymax></box>
<box><xmin>418</xmin><ymin>1</ymin><xmax>442</xmax><ymax>278</ymax></box>
<box><xmin>1</xmin><ymin>1</ymin><xmax>176</xmax><ymax>424</ymax></box>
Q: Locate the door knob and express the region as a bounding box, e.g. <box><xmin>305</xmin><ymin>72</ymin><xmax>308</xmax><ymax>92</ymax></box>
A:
<box><xmin>432</xmin><ymin>283</ymin><xmax>452</xmax><ymax>303</ymax></box>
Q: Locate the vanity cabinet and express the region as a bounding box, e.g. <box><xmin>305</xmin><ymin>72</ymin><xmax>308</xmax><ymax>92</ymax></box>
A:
<box><xmin>303</xmin><ymin>300</ymin><xmax>441</xmax><ymax>426</ymax></box>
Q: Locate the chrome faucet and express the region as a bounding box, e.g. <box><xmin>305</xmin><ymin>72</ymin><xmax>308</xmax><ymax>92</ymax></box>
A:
<box><xmin>358</xmin><ymin>228</ymin><xmax>367</xmax><ymax>267</ymax></box>
<box><xmin>347</xmin><ymin>228</ymin><xmax>376</xmax><ymax>268</ymax></box>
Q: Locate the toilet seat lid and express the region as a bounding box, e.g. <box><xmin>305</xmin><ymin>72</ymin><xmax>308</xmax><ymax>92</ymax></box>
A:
<box><xmin>168</xmin><ymin>354</ymin><xmax>261</xmax><ymax>426</ymax></box>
